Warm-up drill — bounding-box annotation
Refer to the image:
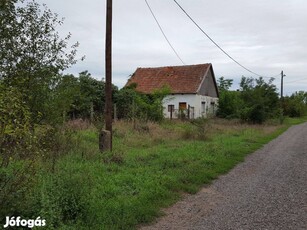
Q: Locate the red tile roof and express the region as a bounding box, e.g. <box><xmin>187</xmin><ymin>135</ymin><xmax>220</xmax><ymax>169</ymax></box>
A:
<box><xmin>126</xmin><ymin>63</ymin><xmax>212</xmax><ymax>94</ymax></box>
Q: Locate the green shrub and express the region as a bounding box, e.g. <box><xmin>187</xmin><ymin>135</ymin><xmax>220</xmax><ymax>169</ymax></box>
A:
<box><xmin>217</xmin><ymin>90</ymin><xmax>241</xmax><ymax>118</ymax></box>
<box><xmin>115</xmin><ymin>85</ymin><xmax>170</xmax><ymax>122</ymax></box>
<box><xmin>284</xmin><ymin>91</ymin><xmax>307</xmax><ymax>117</ymax></box>
<box><xmin>31</xmin><ymin>162</ymin><xmax>92</xmax><ymax>228</ymax></box>
<box><xmin>0</xmin><ymin>159</ymin><xmax>39</xmax><ymax>220</ymax></box>
<box><xmin>0</xmin><ymin>86</ymin><xmax>42</xmax><ymax>219</ymax></box>
<box><xmin>182</xmin><ymin>118</ymin><xmax>210</xmax><ymax>140</ymax></box>
<box><xmin>217</xmin><ymin>76</ymin><xmax>280</xmax><ymax>124</ymax></box>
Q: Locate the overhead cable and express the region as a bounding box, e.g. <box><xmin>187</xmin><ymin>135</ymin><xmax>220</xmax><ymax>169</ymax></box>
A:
<box><xmin>145</xmin><ymin>0</ymin><xmax>185</xmax><ymax>65</ymax></box>
<box><xmin>172</xmin><ymin>0</ymin><xmax>271</xmax><ymax>78</ymax></box>
<box><xmin>285</xmin><ymin>77</ymin><xmax>307</xmax><ymax>84</ymax></box>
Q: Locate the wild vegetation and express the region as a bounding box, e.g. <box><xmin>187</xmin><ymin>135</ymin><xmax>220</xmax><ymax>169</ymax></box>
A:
<box><xmin>3</xmin><ymin>117</ymin><xmax>307</xmax><ymax>229</ymax></box>
<box><xmin>217</xmin><ymin>77</ymin><xmax>307</xmax><ymax>123</ymax></box>
<box><xmin>1</xmin><ymin>0</ymin><xmax>307</xmax><ymax>229</ymax></box>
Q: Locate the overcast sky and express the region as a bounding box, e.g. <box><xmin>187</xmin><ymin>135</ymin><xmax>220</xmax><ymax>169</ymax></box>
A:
<box><xmin>34</xmin><ymin>0</ymin><xmax>307</xmax><ymax>95</ymax></box>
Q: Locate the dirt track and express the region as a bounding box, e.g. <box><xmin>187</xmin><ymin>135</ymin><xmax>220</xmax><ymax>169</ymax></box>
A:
<box><xmin>141</xmin><ymin>122</ymin><xmax>307</xmax><ymax>230</ymax></box>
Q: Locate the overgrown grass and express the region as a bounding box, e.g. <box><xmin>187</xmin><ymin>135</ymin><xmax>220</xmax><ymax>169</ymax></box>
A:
<box><xmin>11</xmin><ymin>117</ymin><xmax>307</xmax><ymax>229</ymax></box>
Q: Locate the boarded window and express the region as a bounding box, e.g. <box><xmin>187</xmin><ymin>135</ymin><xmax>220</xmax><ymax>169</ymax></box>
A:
<box><xmin>179</xmin><ymin>102</ymin><xmax>187</xmax><ymax>110</ymax></box>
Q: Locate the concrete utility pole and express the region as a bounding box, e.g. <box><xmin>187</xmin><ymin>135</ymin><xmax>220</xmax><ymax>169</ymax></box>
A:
<box><xmin>100</xmin><ymin>0</ymin><xmax>113</xmax><ymax>152</ymax></box>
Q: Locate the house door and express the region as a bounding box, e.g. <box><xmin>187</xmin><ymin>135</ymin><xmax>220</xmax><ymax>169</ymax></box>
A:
<box><xmin>190</xmin><ymin>106</ymin><xmax>195</xmax><ymax>119</ymax></box>
<box><xmin>210</xmin><ymin>102</ymin><xmax>215</xmax><ymax>114</ymax></box>
<box><xmin>201</xmin><ymin>101</ymin><xmax>206</xmax><ymax>116</ymax></box>
<box><xmin>168</xmin><ymin>104</ymin><xmax>175</xmax><ymax>119</ymax></box>
<box><xmin>179</xmin><ymin>102</ymin><xmax>187</xmax><ymax>119</ymax></box>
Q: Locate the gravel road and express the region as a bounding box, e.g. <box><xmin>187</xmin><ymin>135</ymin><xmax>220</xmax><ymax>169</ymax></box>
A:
<box><xmin>141</xmin><ymin>122</ymin><xmax>307</xmax><ymax>230</ymax></box>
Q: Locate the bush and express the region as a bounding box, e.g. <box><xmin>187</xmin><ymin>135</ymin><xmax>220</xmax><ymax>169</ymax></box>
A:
<box><xmin>217</xmin><ymin>90</ymin><xmax>241</xmax><ymax>119</ymax></box>
<box><xmin>217</xmin><ymin>77</ymin><xmax>280</xmax><ymax>124</ymax></box>
<box><xmin>283</xmin><ymin>91</ymin><xmax>307</xmax><ymax>117</ymax></box>
<box><xmin>0</xmin><ymin>86</ymin><xmax>36</xmax><ymax>165</ymax></box>
<box><xmin>29</xmin><ymin>160</ymin><xmax>93</xmax><ymax>229</ymax></box>
<box><xmin>115</xmin><ymin>85</ymin><xmax>169</xmax><ymax>122</ymax></box>
<box><xmin>0</xmin><ymin>159</ymin><xmax>39</xmax><ymax>220</ymax></box>
<box><xmin>182</xmin><ymin>118</ymin><xmax>210</xmax><ymax>140</ymax></box>
<box><xmin>0</xmin><ymin>86</ymin><xmax>42</xmax><ymax>219</ymax></box>
<box><xmin>0</xmin><ymin>86</ymin><xmax>78</xmax><ymax>220</ymax></box>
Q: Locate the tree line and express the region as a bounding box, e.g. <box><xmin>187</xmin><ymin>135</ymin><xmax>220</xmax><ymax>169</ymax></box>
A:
<box><xmin>217</xmin><ymin>76</ymin><xmax>307</xmax><ymax>123</ymax></box>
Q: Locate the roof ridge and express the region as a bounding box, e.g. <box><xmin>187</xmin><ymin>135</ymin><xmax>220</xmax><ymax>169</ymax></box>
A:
<box><xmin>137</xmin><ymin>63</ymin><xmax>211</xmax><ymax>70</ymax></box>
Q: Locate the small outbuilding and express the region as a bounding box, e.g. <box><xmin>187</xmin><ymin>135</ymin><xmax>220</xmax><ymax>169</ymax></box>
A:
<box><xmin>126</xmin><ymin>63</ymin><xmax>219</xmax><ymax>119</ymax></box>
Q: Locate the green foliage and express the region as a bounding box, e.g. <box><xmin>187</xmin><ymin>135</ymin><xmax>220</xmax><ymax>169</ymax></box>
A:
<box><xmin>217</xmin><ymin>90</ymin><xmax>242</xmax><ymax>119</ymax></box>
<box><xmin>217</xmin><ymin>76</ymin><xmax>233</xmax><ymax>92</ymax></box>
<box><xmin>1</xmin><ymin>117</ymin><xmax>305</xmax><ymax>228</ymax></box>
<box><xmin>0</xmin><ymin>85</ymin><xmax>36</xmax><ymax>165</ymax></box>
<box><xmin>0</xmin><ymin>159</ymin><xmax>38</xmax><ymax>220</ymax></box>
<box><xmin>115</xmin><ymin>87</ymin><xmax>139</xmax><ymax>120</ymax></box>
<box><xmin>0</xmin><ymin>85</ymin><xmax>41</xmax><ymax>219</ymax></box>
<box><xmin>18</xmin><ymin>120</ymin><xmax>297</xmax><ymax>229</ymax></box>
<box><xmin>115</xmin><ymin>85</ymin><xmax>170</xmax><ymax>122</ymax></box>
<box><xmin>182</xmin><ymin>118</ymin><xmax>210</xmax><ymax>140</ymax></box>
<box><xmin>217</xmin><ymin>76</ymin><xmax>280</xmax><ymax>124</ymax></box>
<box><xmin>0</xmin><ymin>0</ymin><xmax>80</xmax><ymax>124</ymax></box>
<box><xmin>44</xmin><ymin>74</ymin><xmax>81</xmax><ymax>124</ymax></box>
<box><xmin>37</xmin><ymin>70</ymin><xmax>119</xmax><ymax>123</ymax></box>
<box><xmin>283</xmin><ymin>91</ymin><xmax>307</xmax><ymax>117</ymax></box>
<box><xmin>0</xmin><ymin>84</ymin><xmax>81</xmax><ymax>222</ymax></box>
<box><xmin>15</xmin><ymin>159</ymin><xmax>92</xmax><ymax>229</ymax></box>
<box><xmin>240</xmin><ymin>77</ymin><xmax>279</xmax><ymax>123</ymax></box>
<box><xmin>73</xmin><ymin>71</ymin><xmax>103</xmax><ymax>119</ymax></box>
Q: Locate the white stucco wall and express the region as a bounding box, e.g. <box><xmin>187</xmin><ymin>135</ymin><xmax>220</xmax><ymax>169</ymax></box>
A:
<box><xmin>163</xmin><ymin>94</ymin><xmax>218</xmax><ymax>119</ymax></box>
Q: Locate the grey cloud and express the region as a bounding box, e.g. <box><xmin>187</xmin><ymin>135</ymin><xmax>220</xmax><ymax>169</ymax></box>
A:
<box><xmin>33</xmin><ymin>0</ymin><xmax>307</xmax><ymax>94</ymax></box>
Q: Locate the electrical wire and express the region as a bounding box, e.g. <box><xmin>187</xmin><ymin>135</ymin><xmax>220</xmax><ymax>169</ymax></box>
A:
<box><xmin>271</xmin><ymin>73</ymin><xmax>282</xmax><ymax>79</ymax></box>
<box><xmin>285</xmin><ymin>77</ymin><xmax>307</xmax><ymax>84</ymax></box>
<box><xmin>172</xmin><ymin>0</ymin><xmax>272</xmax><ymax>78</ymax></box>
<box><xmin>145</xmin><ymin>0</ymin><xmax>185</xmax><ymax>65</ymax></box>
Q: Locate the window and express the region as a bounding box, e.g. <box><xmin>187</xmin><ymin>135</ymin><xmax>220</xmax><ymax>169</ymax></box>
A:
<box><xmin>201</xmin><ymin>101</ymin><xmax>206</xmax><ymax>113</ymax></box>
<box><xmin>168</xmin><ymin>104</ymin><xmax>174</xmax><ymax>112</ymax></box>
<box><xmin>179</xmin><ymin>102</ymin><xmax>187</xmax><ymax>110</ymax></box>
<box><xmin>210</xmin><ymin>102</ymin><xmax>216</xmax><ymax>114</ymax></box>
<box><xmin>190</xmin><ymin>106</ymin><xmax>195</xmax><ymax>119</ymax></box>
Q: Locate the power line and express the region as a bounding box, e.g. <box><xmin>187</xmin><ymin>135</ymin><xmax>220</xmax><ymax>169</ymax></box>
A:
<box><xmin>145</xmin><ymin>0</ymin><xmax>185</xmax><ymax>65</ymax></box>
<box><xmin>285</xmin><ymin>77</ymin><xmax>307</xmax><ymax>84</ymax></box>
<box><xmin>271</xmin><ymin>73</ymin><xmax>282</xmax><ymax>79</ymax></box>
<box><xmin>172</xmin><ymin>0</ymin><xmax>271</xmax><ymax>78</ymax></box>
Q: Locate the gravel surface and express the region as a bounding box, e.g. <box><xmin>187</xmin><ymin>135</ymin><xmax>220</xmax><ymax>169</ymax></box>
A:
<box><xmin>141</xmin><ymin>123</ymin><xmax>307</xmax><ymax>230</ymax></box>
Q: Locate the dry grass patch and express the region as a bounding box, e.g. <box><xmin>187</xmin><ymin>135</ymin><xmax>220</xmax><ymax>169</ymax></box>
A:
<box><xmin>113</xmin><ymin>120</ymin><xmax>181</xmax><ymax>150</ymax></box>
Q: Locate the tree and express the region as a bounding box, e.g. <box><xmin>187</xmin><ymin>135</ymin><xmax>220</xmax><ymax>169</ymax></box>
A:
<box><xmin>0</xmin><ymin>0</ymin><xmax>81</xmax><ymax>124</ymax></box>
<box><xmin>0</xmin><ymin>0</ymin><xmax>82</xmax><ymax>218</ymax></box>
<box><xmin>216</xmin><ymin>77</ymin><xmax>241</xmax><ymax>119</ymax></box>
<box><xmin>0</xmin><ymin>83</ymin><xmax>40</xmax><ymax>218</ymax></box>
<box><xmin>70</xmin><ymin>71</ymin><xmax>118</xmax><ymax>121</ymax></box>
<box><xmin>115</xmin><ymin>85</ymin><xmax>139</xmax><ymax>120</ymax></box>
<box><xmin>46</xmin><ymin>74</ymin><xmax>80</xmax><ymax>124</ymax></box>
<box><xmin>217</xmin><ymin>90</ymin><xmax>242</xmax><ymax>119</ymax></box>
<box><xmin>217</xmin><ymin>76</ymin><xmax>280</xmax><ymax>123</ymax></box>
<box><xmin>239</xmin><ymin>77</ymin><xmax>279</xmax><ymax>123</ymax></box>
<box><xmin>217</xmin><ymin>76</ymin><xmax>233</xmax><ymax>92</ymax></box>
<box><xmin>284</xmin><ymin>91</ymin><xmax>307</xmax><ymax>117</ymax></box>
<box><xmin>114</xmin><ymin>85</ymin><xmax>170</xmax><ymax>122</ymax></box>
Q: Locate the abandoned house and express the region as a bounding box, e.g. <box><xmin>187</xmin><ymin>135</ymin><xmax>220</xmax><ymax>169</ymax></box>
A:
<box><xmin>126</xmin><ymin>63</ymin><xmax>219</xmax><ymax>119</ymax></box>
